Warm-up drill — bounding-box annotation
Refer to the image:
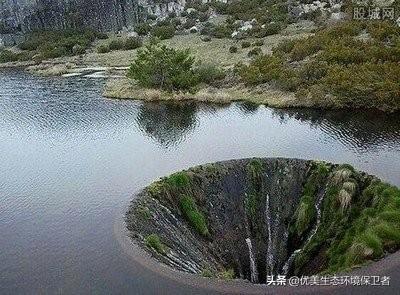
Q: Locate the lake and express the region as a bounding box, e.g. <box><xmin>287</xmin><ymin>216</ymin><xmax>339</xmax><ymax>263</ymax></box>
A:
<box><xmin>0</xmin><ymin>69</ymin><xmax>399</xmax><ymax>294</ymax></box>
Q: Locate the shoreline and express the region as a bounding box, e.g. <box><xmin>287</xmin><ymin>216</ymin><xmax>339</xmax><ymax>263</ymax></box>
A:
<box><xmin>103</xmin><ymin>77</ymin><xmax>399</xmax><ymax>113</ymax></box>
<box><xmin>102</xmin><ymin>77</ymin><xmax>299</xmax><ymax>107</ymax></box>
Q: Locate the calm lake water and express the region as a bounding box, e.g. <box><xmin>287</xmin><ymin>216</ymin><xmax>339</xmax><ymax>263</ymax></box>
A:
<box><xmin>0</xmin><ymin>69</ymin><xmax>399</xmax><ymax>294</ymax></box>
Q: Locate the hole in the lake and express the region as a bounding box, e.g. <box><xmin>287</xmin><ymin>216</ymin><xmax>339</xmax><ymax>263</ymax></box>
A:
<box><xmin>126</xmin><ymin>158</ymin><xmax>400</xmax><ymax>284</ymax></box>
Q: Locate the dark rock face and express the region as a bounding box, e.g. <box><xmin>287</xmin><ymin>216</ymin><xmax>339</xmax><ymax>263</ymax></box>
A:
<box><xmin>0</xmin><ymin>0</ymin><xmax>184</xmax><ymax>33</ymax></box>
<box><xmin>127</xmin><ymin>158</ymin><xmax>318</xmax><ymax>283</ymax></box>
<box><xmin>126</xmin><ymin>158</ymin><xmax>400</xmax><ymax>284</ymax></box>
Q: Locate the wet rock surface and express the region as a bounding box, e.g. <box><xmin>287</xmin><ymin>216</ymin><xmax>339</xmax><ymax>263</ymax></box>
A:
<box><xmin>126</xmin><ymin>158</ymin><xmax>400</xmax><ymax>284</ymax></box>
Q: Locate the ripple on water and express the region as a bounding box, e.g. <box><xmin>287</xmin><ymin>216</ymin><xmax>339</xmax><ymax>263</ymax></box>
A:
<box><xmin>0</xmin><ymin>69</ymin><xmax>400</xmax><ymax>294</ymax></box>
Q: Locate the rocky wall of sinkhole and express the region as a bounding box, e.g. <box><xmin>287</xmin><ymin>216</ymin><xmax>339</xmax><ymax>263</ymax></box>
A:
<box><xmin>126</xmin><ymin>158</ymin><xmax>400</xmax><ymax>284</ymax></box>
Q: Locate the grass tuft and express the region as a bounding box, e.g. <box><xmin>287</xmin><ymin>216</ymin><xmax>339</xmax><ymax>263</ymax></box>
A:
<box><xmin>145</xmin><ymin>234</ymin><xmax>166</xmax><ymax>255</ymax></box>
<box><xmin>179</xmin><ymin>195</ymin><xmax>209</xmax><ymax>237</ymax></box>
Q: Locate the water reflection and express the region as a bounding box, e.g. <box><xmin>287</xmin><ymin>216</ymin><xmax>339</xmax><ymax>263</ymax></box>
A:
<box><xmin>1</xmin><ymin>70</ymin><xmax>400</xmax><ymax>294</ymax></box>
<box><xmin>271</xmin><ymin>108</ymin><xmax>400</xmax><ymax>153</ymax></box>
<box><xmin>135</xmin><ymin>102</ymin><xmax>198</xmax><ymax>148</ymax></box>
<box><xmin>236</xmin><ymin>101</ymin><xmax>260</xmax><ymax>114</ymax></box>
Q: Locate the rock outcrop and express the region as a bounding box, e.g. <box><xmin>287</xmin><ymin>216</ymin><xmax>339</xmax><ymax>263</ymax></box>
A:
<box><xmin>126</xmin><ymin>158</ymin><xmax>400</xmax><ymax>283</ymax></box>
<box><xmin>0</xmin><ymin>0</ymin><xmax>185</xmax><ymax>32</ymax></box>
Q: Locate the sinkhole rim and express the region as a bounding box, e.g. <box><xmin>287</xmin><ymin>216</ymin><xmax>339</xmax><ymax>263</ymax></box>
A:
<box><xmin>117</xmin><ymin>158</ymin><xmax>400</xmax><ymax>293</ymax></box>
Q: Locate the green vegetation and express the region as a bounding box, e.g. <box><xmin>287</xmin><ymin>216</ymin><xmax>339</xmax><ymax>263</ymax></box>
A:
<box><xmin>218</xmin><ymin>268</ymin><xmax>235</xmax><ymax>280</ymax></box>
<box><xmin>151</xmin><ymin>25</ymin><xmax>175</xmax><ymax>40</ymax></box>
<box><xmin>201</xmin><ymin>267</ymin><xmax>214</xmax><ymax>278</ymax></box>
<box><xmin>0</xmin><ymin>49</ymin><xmax>33</xmax><ymax>63</ymax></box>
<box><xmin>245</xmin><ymin>193</ymin><xmax>262</xmax><ymax>221</ymax></box>
<box><xmin>291</xmin><ymin>162</ymin><xmax>329</xmax><ymax>236</ymax></box>
<box><xmin>245</xmin><ymin>159</ymin><xmax>264</xmax><ymax>230</ymax></box>
<box><xmin>248</xmin><ymin>47</ymin><xmax>262</xmax><ymax>57</ymax></box>
<box><xmin>145</xmin><ymin>234</ymin><xmax>166</xmax><ymax>255</ymax></box>
<box><xmin>229</xmin><ymin>46</ymin><xmax>238</xmax><ymax>53</ymax></box>
<box><xmin>179</xmin><ymin>195</ymin><xmax>209</xmax><ymax>237</ymax></box>
<box><xmin>18</xmin><ymin>29</ymin><xmax>105</xmax><ymax>59</ymax></box>
<box><xmin>165</xmin><ymin>172</ymin><xmax>191</xmax><ymax>189</ymax></box>
<box><xmin>292</xmin><ymin>163</ymin><xmax>400</xmax><ymax>275</ymax></box>
<box><xmin>203</xmin><ymin>0</ymin><xmax>289</xmax><ymax>39</ymax></box>
<box><xmin>128</xmin><ymin>43</ymin><xmax>225</xmax><ymax>92</ymax></box>
<box><xmin>136</xmin><ymin>205</ymin><xmax>151</xmax><ymax>219</ymax></box>
<box><xmin>253</xmin><ymin>40</ymin><xmax>264</xmax><ymax>47</ymax></box>
<box><xmin>97</xmin><ymin>44</ymin><xmax>111</xmax><ymax>53</ymax></box>
<box><xmin>241</xmin><ymin>41</ymin><xmax>251</xmax><ymax>48</ymax></box>
<box><xmin>135</xmin><ymin>23</ymin><xmax>152</xmax><ymax>36</ymax></box>
<box><xmin>195</xmin><ymin>63</ymin><xmax>226</xmax><ymax>85</ymax></box>
<box><xmin>128</xmin><ymin>43</ymin><xmax>198</xmax><ymax>91</ymax></box>
<box><xmin>241</xmin><ymin>20</ymin><xmax>400</xmax><ymax>111</ymax></box>
<box><xmin>205</xmin><ymin>23</ymin><xmax>232</xmax><ymax>39</ymax></box>
<box><xmin>97</xmin><ymin>37</ymin><xmax>142</xmax><ymax>53</ymax></box>
<box><xmin>295</xmin><ymin>195</ymin><xmax>316</xmax><ymax>236</ymax></box>
<box><xmin>247</xmin><ymin>158</ymin><xmax>263</xmax><ymax>179</ymax></box>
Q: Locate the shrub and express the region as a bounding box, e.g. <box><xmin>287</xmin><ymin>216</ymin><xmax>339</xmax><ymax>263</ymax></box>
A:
<box><xmin>318</xmin><ymin>39</ymin><xmax>368</xmax><ymax>64</ymax></box>
<box><xmin>290</xmin><ymin>36</ymin><xmax>322</xmax><ymax>61</ymax></box>
<box><xmin>179</xmin><ymin>195</ymin><xmax>209</xmax><ymax>236</ymax></box>
<box><xmin>239</xmin><ymin>55</ymin><xmax>284</xmax><ymax>85</ymax></box>
<box><xmin>210</xmin><ymin>24</ymin><xmax>232</xmax><ymax>38</ymax></box>
<box><xmin>145</xmin><ymin>234</ymin><xmax>166</xmax><ymax>255</ymax></box>
<box><xmin>201</xmin><ymin>268</ymin><xmax>213</xmax><ymax>278</ymax></box>
<box><xmin>152</xmin><ymin>25</ymin><xmax>175</xmax><ymax>40</ymax></box>
<box><xmin>136</xmin><ymin>23</ymin><xmax>152</xmax><ymax>36</ymax></box>
<box><xmin>128</xmin><ymin>43</ymin><xmax>199</xmax><ymax>91</ymax></box>
<box><xmin>195</xmin><ymin>63</ymin><xmax>226</xmax><ymax>85</ymax></box>
<box><xmin>18</xmin><ymin>29</ymin><xmax>98</xmax><ymax>58</ymax></box>
<box><xmin>124</xmin><ymin>37</ymin><xmax>142</xmax><ymax>50</ymax></box>
<box><xmin>0</xmin><ymin>50</ymin><xmax>19</xmax><ymax>63</ymax></box>
<box><xmin>108</xmin><ymin>39</ymin><xmax>125</xmax><ymax>51</ymax></box>
<box><xmin>39</xmin><ymin>45</ymin><xmax>69</xmax><ymax>59</ymax></box>
<box><xmin>367</xmin><ymin>21</ymin><xmax>400</xmax><ymax>42</ymax></box>
<box><xmin>298</xmin><ymin>60</ymin><xmax>328</xmax><ymax>85</ymax></box>
<box><xmin>96</xmin><ymin>32</ymin><xmax>108</xmax><ymax>39</ymax></box>
<box><xmin>198</xmin><ymin>12</ymin><xmax>209</xmax><ymax>22</ymax></box>
<box><xmin>241</xmin><ymin>41</ymin><xmax>251</xmax><ymax>48</ymax></box>
<box><xmin>248</xmin><ymin>47</ymin><xmax>262</xmax><ymax>57</ymax></box>
<box><xmin>183</xmin><ymin>19</ymin><xmax>197</xmax><ymax>30</ymax></box>
<box><xmin>251</xmin><ymin>22</ymin><xmax>281</xmax><ymax>38</ymax></box>
<box><xmin>253</xmin><ymin>40</ymin><xmax>264</xmax><ymax>46</ymax></box>
<box><xmin>322</xmin><ymin>62</ymin><xmax>400</xmax><ymax>111</ymax></box>
<box><xmin>229</xmin><ymin>46</ymin><xmax>238</xmax><ymax>53</ymax></box>
<box><xmin>219</xmin><ymin>268</ymin><xmax>235</xmax><ymax>280</ymax></box>
<box><xmin>272</xmin><ymin>39</ymin><xmax>296</xmax><ymax>54</ymax></box>
<box><xmin>97</xmin><ymin>44</ymin><xmax>110</xmax><ymax>53</ymax></box>
<box><xmin>72</xmin><ymin>44</ymin><xmax>86</xmax><ymax>55</ymax></box>
<box><xmin>321</xmin><ymin>21</ymin><xmax>364</xmax><ymax>39</ymax></box>
<box><xmin>170</xmin><ymin>18</ymin><xmax>182</xmax><ymax>28</ymax></box>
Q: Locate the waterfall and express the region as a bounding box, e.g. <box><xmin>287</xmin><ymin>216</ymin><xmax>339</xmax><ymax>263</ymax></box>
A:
<box><xmin>245</xmin><ymin>238</ymin><xmax>258</xmax><ymax>283</ymax></box>
<box><xmin>265</xmin><ymin>193</ymin><xmax>274</xmax><ymax>276</ymax></box>
<box><xmin>281</xmin><ymin>188</ymin><xmax>326</xmax><ymax>276</ymax></box>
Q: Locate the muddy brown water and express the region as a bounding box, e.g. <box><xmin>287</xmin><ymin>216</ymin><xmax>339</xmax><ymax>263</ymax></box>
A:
<box><xmin>0</xmin><ymin>69</ymin><xmax>399</xmax><ymax>294</ymax></box>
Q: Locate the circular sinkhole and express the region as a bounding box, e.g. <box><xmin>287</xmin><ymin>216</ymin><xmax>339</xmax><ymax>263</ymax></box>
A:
<box><xmin>126</xmin><ymin>158</ymin><xmax>400</xmax><ymax>284</ymax></box>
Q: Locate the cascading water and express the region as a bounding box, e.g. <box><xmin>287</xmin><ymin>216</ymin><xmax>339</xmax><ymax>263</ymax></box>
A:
<box><xmin>281</xmin><ymin>186</ymin><xmax>327</xmax><ymax>275</ymax></box>
<box><xmin>245</xmin><ymin>238</ymin><xmax>258</xmax><ymax>283</ymax></box>
<box><xmin>265</xmin><ymin>193</ymin><xmax>274</xmax><ymax>276</ymax></box>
